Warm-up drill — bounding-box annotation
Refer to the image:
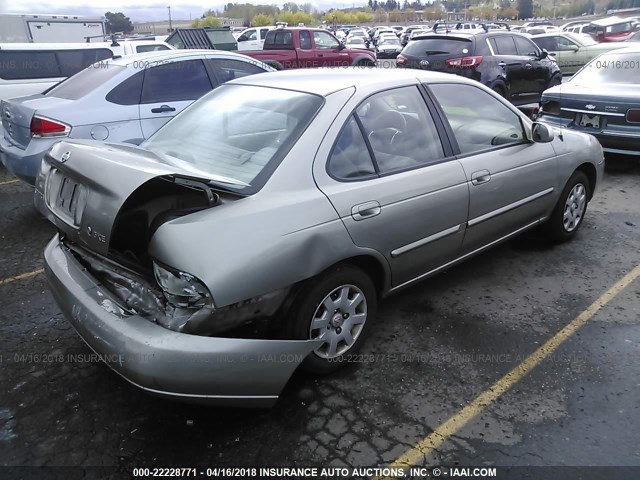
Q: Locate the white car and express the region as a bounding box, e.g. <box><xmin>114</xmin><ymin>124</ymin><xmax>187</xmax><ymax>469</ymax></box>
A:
<box><xmin>0</xmin><ymin>40</ymin><xmax>172</xmax><ymax>101</ymax></box>
<box><xmin>344</xmin><ymin>37</ymin><xmax>371</xmax><ymax>50</ymax></box>
<box><xmin>0</xmin><ymin>50</ymin><xmax>273</xmax><ymax>185</ymax></box>
<box><xmin>236</xmin><ymin>26</ymin><xmax>276</xmax><ymax>51</ymax></box>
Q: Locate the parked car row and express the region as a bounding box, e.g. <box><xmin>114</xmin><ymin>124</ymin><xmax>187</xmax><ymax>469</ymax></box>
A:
<box><xmin>1</xmin><ymin>50</ymin><xmax>273</xmax><ymax>184</ymax></box>
<box><xmin>397</xmin><ymin>29</ymin><xmax>562</xmax><ymax>106</ymax></box>
<box><xmin>3</xmin><ymin>14</ymin><xmax>638</xmax><ymax>407</ymax></box>
<box><xmin>0</xmin><ymin>39</ymin><xmax>172</xmax><ymax>101</ymax></box>
<box><xmin>536</xmin><ymin>45</ymin><xmax>640</xmax><ymax>159</ymax></box>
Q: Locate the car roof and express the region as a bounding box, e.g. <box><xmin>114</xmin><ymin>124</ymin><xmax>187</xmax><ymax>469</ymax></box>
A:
<box><xmin>0</xmin><ymin>41</ymin><xmax>169</xmax><ymax>51</ymax></box>
<box><xmin>590</xmin><ymin>16</ymin><xmax>634</xmax><ymax>26</ymax></box>
<box><xmin>230</xmin><ymin>68</ymin><xmax>479</xmax><ymax>96</ymax></box>
<box><xmin>531</xmin><ymin>31</ymin><xmax>569</xmax><ymax>37</ymax></box>
<box><xmin>105</xmin><ymin>49</ymin><xmax>253</xmax><ymax>66</ymax></box>
<box><xmin>604</xmin><ymin>44</ymin><xmax>640</xmax><ymax>53</ymax></box>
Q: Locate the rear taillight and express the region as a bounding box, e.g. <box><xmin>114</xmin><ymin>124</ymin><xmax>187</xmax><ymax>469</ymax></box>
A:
<box><xmin>30</xmin><ymin>116</ymin><xmax>70</xmax><ymax>138</ymax></box>
<box><xmin>445</xmin><ymin>56</ymin><xmax>484</xmax><ymax>68</ymax></box>
<box><xmin>396</xmin><ymin>54</ymin><xmax>407</xmax><ymax>66</ymax></box>
<box><xmin>626</xmin><ymin>109</ymin><xmax>640</xmax><ymax>123</ymax></box>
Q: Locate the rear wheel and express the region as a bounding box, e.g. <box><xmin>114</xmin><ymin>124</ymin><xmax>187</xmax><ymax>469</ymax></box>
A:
<box><xmin>547</xmin><ymin>73</ymin><xmax>562</xmax><ymax>89</ymax></box>
<box><xmin>286</xmin><ymin>264</ymin><xmax>377</xmax><ymax>374</ymax></box>
<box><xmin>544</xmin><ymin>171</ymin><xmax>590</xmax><ymax>242</ymax></box>
<box><xmin>491</xmin><ymin>84</ymin><xmax>506</xmax><ymax>98</ymax></box>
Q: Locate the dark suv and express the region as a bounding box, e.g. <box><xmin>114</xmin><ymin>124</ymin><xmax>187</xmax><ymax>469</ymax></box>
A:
<box><xmin>396</xmin><ymin>29</ymin><xmax>561</xmax><ymax>106</ymax></box>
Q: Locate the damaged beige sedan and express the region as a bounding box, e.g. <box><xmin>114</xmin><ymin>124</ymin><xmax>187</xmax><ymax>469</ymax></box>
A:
<box><xmin>36</xmin><ymin>69</ymin><xmax>603</xmax><ymax>406</ymax></box>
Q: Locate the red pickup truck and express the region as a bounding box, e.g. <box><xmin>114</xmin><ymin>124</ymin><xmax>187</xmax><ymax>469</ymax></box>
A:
<box><xmin>242</xmin><ymin>27</ymin><xmax>377</xmax><ymax>69</ymax></box>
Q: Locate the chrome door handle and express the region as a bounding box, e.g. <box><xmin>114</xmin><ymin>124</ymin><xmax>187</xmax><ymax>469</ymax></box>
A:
<box><xmin>524</xmin><ymin>63</ymin><xmax>533</xmax><ymax>69</ymax></box>
<box><xmin>471</xmin><ymin>170</ymin><xmax>491</xmax><ymax>185</ymax></box>
<box><xmin>351</xmin><ymin>201</ymin><xmax>381</xmax><ymax>221</ymax></box>
<box><xmin>498</xmin><ymin>62</ymin><xmax>506</xmax><ymax>68</ymax></box>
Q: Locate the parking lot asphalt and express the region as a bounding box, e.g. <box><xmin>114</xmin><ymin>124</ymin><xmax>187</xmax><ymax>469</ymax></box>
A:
<box><xmin>1</xmin><ymin>161</ymin><xmax>639</xmax><ymax>474</ymax></box>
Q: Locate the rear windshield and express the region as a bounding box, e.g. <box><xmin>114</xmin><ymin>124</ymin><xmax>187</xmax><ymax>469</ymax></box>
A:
<box><xmin>143</xmin><ymin>84</ymin><xmax>324</xmax><ymax>193</ymax></box>
<box><xmin>264</xmin><ymin>30</ymin><xmax>294</xmax><ymax>49</ymax></box>
<box><xmin>0</xmin><ymin>49</ymin><xmax>113</xmax><ymax>80</ymax></box>
<box><xmin>379</xmin><ymin>38</ymin><xmax>401</xmax><ymax>46</ymax></box>
<box><xmin>571</xmin><ymin>52</ymin><xmax>640</xmax><ymax>85</ymax></box>
<box><xmin>403</xmin><ymin>37</ymin><xmax>472</xmax><ymax>56</ymax></box>
<box><xmin>46</xmin><ymin>63</ymin><xmax>126</xmax><ymax>100</ymax></box>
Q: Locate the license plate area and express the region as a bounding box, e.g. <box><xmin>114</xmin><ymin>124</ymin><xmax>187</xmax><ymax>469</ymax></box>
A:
<box><xmin>578</xmin><ymin>113</ymin><xmax>601</xmax><ymax>129</ymax></box>
<box><xmin>46</xmin><ymin>168</ymin><xmax>86</xmax><ymax>227</ymax></box>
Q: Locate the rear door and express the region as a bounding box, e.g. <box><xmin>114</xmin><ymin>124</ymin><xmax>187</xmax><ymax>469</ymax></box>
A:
<box><xmin>138</xmin><ymin>58</ymin><xmax>215</xmax><ymax>138</ymax></box>
<box><xmin>313</xmin><ymin>85</ymin><xmax>469</xmax><ymax>289</ymax></box>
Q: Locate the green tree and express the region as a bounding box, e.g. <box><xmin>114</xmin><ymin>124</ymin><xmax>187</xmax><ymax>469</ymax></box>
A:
<box><xmin>105</xmin><ymin>11</ymin><xmax>133</xmax><ymax>34</ymax></box>
<box><xmin>282</xmin><ymin>2</ymin><xmax>300</xmax><ymax>13</ymax></box>
<box><xmin>191</xmin><ymin>16</ymin><xmax>222</xmax><ymax>28</ymax></box>
<box><xmin>517</xmin><ymin>0</ymin><xmax>533</xmax><ymax>19</ymax></box>
<box><xmin>252</xmin><ymin>13</ymin><xmax>274</xmax><ymax>26</ymax></box>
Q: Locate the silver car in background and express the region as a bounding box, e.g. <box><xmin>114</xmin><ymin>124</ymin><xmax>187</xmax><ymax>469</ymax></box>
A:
<box><xmin>36</xmin><ymin>69</ymin><xmax>603</xmax><ymax>407</ymax></box>
<box><xmin>0</xmin><ymin>49</ymin><xmax>272</xmax><ymax>184</ymax></box>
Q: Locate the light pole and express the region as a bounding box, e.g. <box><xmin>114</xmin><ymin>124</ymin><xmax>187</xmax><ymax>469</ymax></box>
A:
<box><xmin>168</xmin><ymin>6</ymin><xmax>173</xmax><ymax>32</ymax></box>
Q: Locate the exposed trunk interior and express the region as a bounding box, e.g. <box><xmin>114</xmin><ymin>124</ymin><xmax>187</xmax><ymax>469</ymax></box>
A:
<box><xmin>109</xmin><ymin>176</ymin><xmax>220</xmax><ymax>268</ymax></box>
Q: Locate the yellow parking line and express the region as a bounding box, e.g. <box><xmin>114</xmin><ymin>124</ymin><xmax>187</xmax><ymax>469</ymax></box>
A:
<box><xmin>0</xmin><ymin>268</ymin><xmax>45</xmax><ymax>286</ymax></box>
<box><xmin>380</xmin><ymin>263</ymin><xmax>640</xmax><ymax>477</ymax></box>
<box><xmin>0</xmin><ymin>179</ymin><xmax>18</xmax><ymax>186</ymax></box>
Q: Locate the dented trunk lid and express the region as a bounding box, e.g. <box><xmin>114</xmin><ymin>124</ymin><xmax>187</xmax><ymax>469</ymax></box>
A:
<box><xmin>34</xmin><ymin>140</ymin><xmax>223</xmax><ymax>257</ymax></box>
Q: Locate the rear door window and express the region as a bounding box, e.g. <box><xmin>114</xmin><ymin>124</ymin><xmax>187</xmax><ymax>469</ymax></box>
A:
<box><xmin>328</xmin><ymin>115</ymin><xmax>376</xmax><ymax>180</ymax></box>
<box><xmin>356</xmin><ymin>86</ymin><xmax>445</xmax><ymax>173</ymax></box>
<box><xmin>492</xmin><ymin>36</ymin><xmax>518</xmax><ymax>55</ymax></box>
<box><xmin>106</xmin><ymin>69</ymin><xmax>144</xmax><ymax>105</ymax></box>
<box><xmin>141</xmin><ymin>59</ymin><xmax>212</xmax><ymax>104</ymax></box>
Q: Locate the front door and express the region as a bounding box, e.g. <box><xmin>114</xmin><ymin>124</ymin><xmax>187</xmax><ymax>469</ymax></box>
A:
<box><xmin>428</xmin><ymin>82</ymin><xmax>558</xmax><ymax>254</ymax></box>
<box><xmin>312</xmin><ymin>30</ymin><xmax>352</xmax><ymax>67</ymax></box>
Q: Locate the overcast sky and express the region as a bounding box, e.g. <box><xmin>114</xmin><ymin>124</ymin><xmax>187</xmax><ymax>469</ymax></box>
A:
<box><xmin>0</xmin><ymin>0</ymin><xmax>361</xmax><ymax>22</ymax></box>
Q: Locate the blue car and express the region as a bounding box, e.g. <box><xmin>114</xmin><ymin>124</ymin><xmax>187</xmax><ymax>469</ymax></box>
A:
<box><xmin>537</xmin><ymin>45</ymin><xmax>640</xmax><ymax>158</ymax></box>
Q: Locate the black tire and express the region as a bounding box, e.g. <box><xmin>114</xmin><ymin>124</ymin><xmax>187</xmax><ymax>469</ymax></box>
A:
<box><xmin>355</xmin><ymin>59</ymin><xmax>376</xmax><ymax>67</ymax></box>
<box><xmin>285</xmin><ymin>264</ymin><xmax>377</xmax><ymax>374</ymax></box>
<box><xmin>265</xmin><ymin>60</ymin><xmax>284</xmax><ymax>70</ymax></box>
<box><xmin>547</xmin><ymin>73</ymin><xmax>562</xmax><ymax>89</ymax></box>
<box><xmin>544</xmin><ymin>170</ymin><xmax>590</xmax><ymax>243</ymax></box>
<box><xmin>491</xmin><ymin>83</ymin><xmax>506</xmax><ymax>98</ymax></box>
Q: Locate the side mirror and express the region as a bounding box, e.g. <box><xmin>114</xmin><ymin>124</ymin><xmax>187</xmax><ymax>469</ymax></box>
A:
<box><xmin>538</xmin><ymin>48</ymin><xmax>549</xmax><ymax>59</ymax></box>
<box><xmin>531</xmin><ymin>122</ymin><xmax>554</xmax><ymax>143</ymax></box>
<box><xmin>338</xmin><ymin>42</ymin><xmax>345</xmax><ymax>50</ymax></box>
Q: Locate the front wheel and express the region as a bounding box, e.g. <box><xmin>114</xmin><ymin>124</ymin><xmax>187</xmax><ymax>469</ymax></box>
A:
<box><xmin>544</xmin><ymin>171</ymin><xmax>590</xmax><ymax>242</ymax></box>
<box><xmin>286</xmin><ymin>265</ymin><xmax>377</xmax><ymax>374</ymax></box>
